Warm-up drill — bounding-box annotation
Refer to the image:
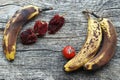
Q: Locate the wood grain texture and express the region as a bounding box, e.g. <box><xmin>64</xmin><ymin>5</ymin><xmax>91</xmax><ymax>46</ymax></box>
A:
<box><xmin>0</xmin><ymin>0</ymin><xmax>120</xmax><ymax>80</ymax></box>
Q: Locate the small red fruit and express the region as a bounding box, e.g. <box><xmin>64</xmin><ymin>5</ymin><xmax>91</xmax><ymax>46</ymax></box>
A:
<box><xmin>34</xmin><ymin>20</ymin><xmax>48</xmax><ymax>37</ymax></box>
<box><xmin>48</xmin><ymin>14</ymin><xmax>65</xmax><ymax>34</ymax></box>
<box><xmin>20</xmin><ymin>29</ymin><xmax>37</xmax><ymax>45</ymax></box>
<box><xmin>62</xmin><ymin>46</ymin><xmax>76</xmax><ymax>59</ymax></box>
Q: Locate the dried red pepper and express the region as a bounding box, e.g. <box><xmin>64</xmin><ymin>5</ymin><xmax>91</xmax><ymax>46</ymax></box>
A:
<box><xmin>34</xmin><ymin>20</ymin><xmax>48</xmax><ymax>37</ymax></box>
<box><xmin>20</xmin><ymin>14</ymin><xmax>65</xmax><ymax>44</ymax></box>
<box><xmin>20</xmin><ymin>29</ymin><xmax>37</xmax><ymax>45</ymax></box>
<box><xmin>48</xmin><ymin>14</ymin><xmax>65</xmax><ymax>34</ymax></box>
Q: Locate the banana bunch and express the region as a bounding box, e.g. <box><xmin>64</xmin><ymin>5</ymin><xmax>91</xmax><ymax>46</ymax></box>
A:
<box><xmin>3</xmin><ymin>5</ymin><xmax>52</xmax><ymax>61</ymax></box>
<box><xmin>64</xmin><ymin>11</ymin><xmax>117</xmax><ymax>71</ymax></box>
<box><xmin>64</xmin><ymin>13</ymin><xmax>102</xmax><ymax>71</ymax></box>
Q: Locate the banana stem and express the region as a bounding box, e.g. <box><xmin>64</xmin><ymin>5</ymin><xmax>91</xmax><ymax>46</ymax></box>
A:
<box><xmin>82</xmin><ymin>11</ymin><xmax>90</xmax><ymax>19</ymax></box>
<box><xmin>82</xmin><ymin>10</ymin><xmax>100</xmax><ymax>18</ymax></box>
<box><xmin>40</xmin><ymin>7</ymin><xmax>53</xmax><ymax>12</ymax></box>
<box><xmin>91</xmin><ymin>12</ymin><xmax>100</xmax><ymax>18</ymax></box>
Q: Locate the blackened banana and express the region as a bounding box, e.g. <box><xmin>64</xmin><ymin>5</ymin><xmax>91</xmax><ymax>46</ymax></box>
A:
<box><xmin>3</xmin><ymin>5</ymin><xmax>52</xmax><ymax>61</ymax></box>
<box><xmin>84</xmin><ymin>12</ymin><xmax>117</xmax><ymax>70</ymax></box>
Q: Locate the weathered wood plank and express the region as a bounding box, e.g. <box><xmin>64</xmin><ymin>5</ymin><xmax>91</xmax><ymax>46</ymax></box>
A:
<box><xmin>0</xmin><ymin>0</ymin><xmax>120</xmax><ymax>80</ymax></box>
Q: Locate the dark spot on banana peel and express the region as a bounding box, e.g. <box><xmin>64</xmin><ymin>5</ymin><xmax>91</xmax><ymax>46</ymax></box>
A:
<box><xmin>98</xmin><ymin>32</ymin><xmax>101</xmax><ymax>35</ymax></box>
<box><xmin>86</xmin><ymin>43</ymin><xmax>88</xmax><ymax>45</ymax></box>
<box><xmin>97</xmin><ymin>24</ymin><xmax>100</xmax><ymax>30</ymax></box>
<box><xmin>87</xmin><ymin>52</ymin><xmax>95</xmax><ymax>58</ymax></box>
<box><xmin>94</xmin><ymin>21</ymin><xmax>97</xmax><ymax>23</ymax></box>
<box><xmin>87</xmin><ymin>46</ymin><xmax>89</xmax><ymax>49</ymax></box>
<box><xmin>96</xmin><ymin>39</ymin><xmax>98</xmax><ymax>41</ymax></box>
<box><xmin>91</xmin><ymin>44</ymin><xmax>94</xmax><ymax>47</ymax></box>
<box><xmin>90</xmin><ymin>39</ymin><xmax>93</xmax><ymax>44</ymax></box>
<box><xmin>83</xmin><ymin>51</ymin><xmax>86</xmax><ymax>53</ymax></box>
<box><xmin>93</xmin><ymin>31</ymin><xmax>98</xmax><ymax>38</ymax></box>
<box><xmin>83</xmin><ymin>46</ymin><xmax>86</xmax><ymax>49</ymax></box>
<box><xmin>13</xmin><ymin>7</ymin><xmax>37</xmax><ymax>24</ymax></box>
<box><xmin>20</xmin><ymin>7</ymin><xmax>36</xmax><ymax>19</ymax></box>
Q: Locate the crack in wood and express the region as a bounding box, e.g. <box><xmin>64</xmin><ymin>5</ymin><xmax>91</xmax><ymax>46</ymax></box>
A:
<box><xmin>16</xmin><ymin>49</ymin><xmax>61</xmax><ymax>52</ymax></box>
<box><xmin>0</xmin><ymin>28</ymin><xmax>4</xmax><ymax>32</ymax></box>
<box><xmin>104</xmin><ymin>7</ymin><xmax>120</xmax><ymax>10</ymax></box>
<box><xmin>0</xmin><ymin>22</ymin><xmax>7</xmax><ymax>24</ymax></box>
<box><xmin>0</xmin><ymin>3</ymin><xmax>21</xmax><ymax>7</ymax></box>
<box><xmin>43</xmin><ymin>36</ymin><xmax>81</xmax><ymax>39</ymax></box>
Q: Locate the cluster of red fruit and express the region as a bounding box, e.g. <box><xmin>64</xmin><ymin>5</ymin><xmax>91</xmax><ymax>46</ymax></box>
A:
<box><xmin>20</xmin><ymin>14</ymin><xmax>76</xmax><ymax>59</ymax></box>
<box><xmin>20</xmin><ymin>14</ymin><xmax>65</xmax><ymax>44</ymax></box>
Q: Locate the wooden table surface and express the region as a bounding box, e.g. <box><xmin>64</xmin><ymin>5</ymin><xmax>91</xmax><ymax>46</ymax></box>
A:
<box><xmin>0</xmin><ymin>0</ymin><xmax>120</xmax><ymax>80</ymax></box>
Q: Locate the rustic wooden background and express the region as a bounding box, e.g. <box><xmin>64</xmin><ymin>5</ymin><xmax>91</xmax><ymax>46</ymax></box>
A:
<box><xmin>0</xmin><ymin>0</ymin><xmax>120</xmax><ymax>80</ymax></box>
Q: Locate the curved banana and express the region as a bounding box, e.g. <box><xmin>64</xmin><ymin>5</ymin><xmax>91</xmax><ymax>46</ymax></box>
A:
<box><xmin>84</xmin><ymin>12</ymin><xmax>117</xmax><ymax>70</ymax></box>
<box><xmin>64</xmin><ymin>14</ymin><xmax>102</xmax><ymax>72</ymax></box>
<box><xmin>3</xmin><ymin>5</ymin><xmax>52</xmax><ymax>61</ymax></box>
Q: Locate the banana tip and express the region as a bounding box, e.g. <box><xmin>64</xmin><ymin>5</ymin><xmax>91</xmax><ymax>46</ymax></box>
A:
<box><xmin>64</xmin><ymin>67</ymin><xmax>71</xmax><ymax>72</ymax></box>
<box><xmin>84</xmin><ymin>64</ymin><xmax>93</xmax><ymax>70</ymax></box>
<box><xmin>6</xmin><ymin>54</ymin><xmax>15</xmax><ymax>62</ymax></box>
<box><xmin>9</xmin><ymin>59</ymin><xmax>14</xmax><ymax>62</ymax></box>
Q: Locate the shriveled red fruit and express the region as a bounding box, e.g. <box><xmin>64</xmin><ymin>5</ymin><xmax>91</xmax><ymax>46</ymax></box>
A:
<box><xmin>48</xmin><ymin>14</ymin><xmax>65</xmax><ymax>34</ymax></box>
<box><xmin>62</xmin><ymin>46</ymin><xmax>76</xmax><ymax>59</ymax></box>
<box><xmin>20</xmin><ymin>29</ymin><xmax>37</xmax><ymax>45</ymax></box>
<box><xmin>34</xmin><ymin>20</ymin><xmax>48</xmax><ymax>37</ymax></box>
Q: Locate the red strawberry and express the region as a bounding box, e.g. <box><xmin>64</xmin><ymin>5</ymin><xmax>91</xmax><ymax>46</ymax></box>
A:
<box><xmin>34</xmin><ymin>20</ymin><xmax>48</xmax><ymax>37</ymax></box>
<box><xmin>48</xmin><ymin>14</ymin><xmax>65</xmax><ymax>34</ymax></box>
<box><xmin>20</xmin><ymin>29</ymin><xmax>37</xmax><ymax>45</ymax></box>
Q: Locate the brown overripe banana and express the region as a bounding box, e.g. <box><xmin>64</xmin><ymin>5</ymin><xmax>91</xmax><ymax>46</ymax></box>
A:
<box><xmin>64</xmin><ymin>13</ymin><xmax>102</xmax><ymax>72</ymax></box>
<box><xmin>84</xmin><ymin>12</ymin><xmax>117</xmax><ymax>70</ymax></box>
<box><xmin>3</xmin><ymin>5</ymin><xmax>52</xmax><ymax>61</ymax></box>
